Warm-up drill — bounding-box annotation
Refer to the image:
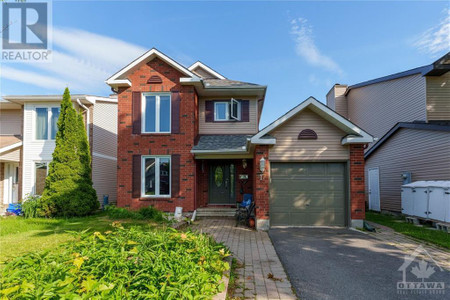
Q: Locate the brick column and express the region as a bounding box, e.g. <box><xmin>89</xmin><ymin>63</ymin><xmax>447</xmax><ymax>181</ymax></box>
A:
<box><xmin>350</xmin><ymin>144</ymin><xmax>365</xmax><ymax>228</ymax></box>
<box><xmin>253</xmin><ymin>145</ymin><xmax>270</xmax><ymax>230</ymax></box>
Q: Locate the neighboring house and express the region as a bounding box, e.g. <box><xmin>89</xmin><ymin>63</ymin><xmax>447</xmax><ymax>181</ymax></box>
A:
<box><xmin>106</xmin><ymin>48</ymin><xmax>373</xmax><ymax>229</ymax></box>
<box><xmin>326</xmin><ymin>52</ymin><xmax>450</xmax><ymax>213</ymax></box>
<box><xmin>0</xmin><ymin>95</ymin><xmax>118</xmax><ymax>211</ymax></box>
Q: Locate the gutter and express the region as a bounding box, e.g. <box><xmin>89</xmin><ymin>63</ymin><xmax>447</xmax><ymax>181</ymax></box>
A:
<box><xmin>76</xmin><ymin>98</ymin><xmax>90</xmax><ymax>134</ymax></box>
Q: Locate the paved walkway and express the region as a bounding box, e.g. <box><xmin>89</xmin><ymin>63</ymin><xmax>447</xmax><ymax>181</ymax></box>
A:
<box><xmin>366</xmin><ymin>221</ymin><xmax>450</xmax><ymax>270</ymax></box>
<box><xmin>194</xmin><ymin>218</ymin><xmax>297</xmax><ymax>300</ymax></box>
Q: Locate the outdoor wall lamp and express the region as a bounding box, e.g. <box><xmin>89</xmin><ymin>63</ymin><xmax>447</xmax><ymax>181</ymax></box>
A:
<box><xmin>259</xmin><ymin>157</ymin><xmax>266</xmax><ymax>173</ymax></box>
<box><xmin>242</xmin><ymin>159</ymin><xmax>247</xmax><ymax>169</ymax></box>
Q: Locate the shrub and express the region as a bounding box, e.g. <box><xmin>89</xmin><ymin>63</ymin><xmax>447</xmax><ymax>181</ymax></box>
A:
<box><xmin>104</xmin><ymin>206</ymin><xmax>166</xmax><ymax>223</ymax></box>
<box><xmin>40</xmin><ymin>88</ymin><xmax>99</xmax><ymax>217</ymax></box>
<box><xmin>21</xmin><ymin>194</ymin><xmax>43</xmax><ymax>218</ymax></box>
<box><xmin>0</xmin><ymin>225</ymin><xmax>230</xmax><ymax>299</ymax></box>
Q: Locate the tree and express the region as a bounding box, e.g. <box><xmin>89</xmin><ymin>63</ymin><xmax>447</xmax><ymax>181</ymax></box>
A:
<box><xmin>40</xmin><ymin>88</ymin><xmax>99</xmax><ymax>217</ymax></box>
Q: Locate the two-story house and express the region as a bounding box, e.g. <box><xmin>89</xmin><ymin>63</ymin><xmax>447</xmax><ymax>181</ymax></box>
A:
<box><xmin>326</xmin><ymin>52</ymin><xmax>450</xmax><ymax>213</ymax></box>
<box><xmin>107</xmin><ymin>48</ymin><xmax>373</xmax><ymax>229</ymax></box>
<box><xmin>0</xmin><ymin>94</ymin><xmax>118</xmax><ymax>211</ymax></box>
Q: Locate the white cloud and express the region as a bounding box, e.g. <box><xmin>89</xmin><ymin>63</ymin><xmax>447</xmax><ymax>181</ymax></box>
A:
<box><xmin>2</xmin><ymin>27</ymin><xmax>148</xmax><ymax>94</ymax></box>
<box><xmin>414</xmin><ymin>10</ymin><xmax>450</xmax><ymax>56</ymax></box>
<box><xmin>290</xmin><ymin>18</ymin><xmax>343</xmax><ymax>75</ymax></box>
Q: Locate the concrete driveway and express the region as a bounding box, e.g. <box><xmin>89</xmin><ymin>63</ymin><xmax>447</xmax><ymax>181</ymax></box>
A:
<box><xmin>269</xmin><ymin>228</ymin><xmax>449</xmax><ymax>300</ymax></box>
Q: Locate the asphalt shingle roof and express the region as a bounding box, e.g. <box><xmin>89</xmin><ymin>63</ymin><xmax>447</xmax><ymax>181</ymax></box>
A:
<box><xmin>203</xmin><ymin>79</ymin><xmax>265</xmax><ymax>89</ymax></box>
<box><xmin>193</xmin><ymin>135</ymin><xmax>252</xmax><ymax>151</ymax></box>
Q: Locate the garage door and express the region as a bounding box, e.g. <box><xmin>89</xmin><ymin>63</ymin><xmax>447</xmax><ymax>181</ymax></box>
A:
<box><xmin>270</xmin><ymin>162</ymin><xmax>346</xmax><ymax>226</ymax></box>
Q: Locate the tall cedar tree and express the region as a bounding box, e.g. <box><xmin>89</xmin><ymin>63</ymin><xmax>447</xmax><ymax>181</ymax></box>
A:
<box><xmin>40</xmin><ymin>88</ymin><xmax>98</xmax><ymax>217</ymax></box>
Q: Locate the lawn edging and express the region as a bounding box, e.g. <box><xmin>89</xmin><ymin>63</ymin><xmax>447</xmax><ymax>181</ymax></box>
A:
<box><xmin>213</xmin><ymin>256</ymin><xmax>232</xmax><ymax>300</ymax></box>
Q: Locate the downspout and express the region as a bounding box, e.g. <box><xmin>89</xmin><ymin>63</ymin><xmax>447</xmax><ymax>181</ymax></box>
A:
<box><xmin>76</xmin><ymin>98</ymin><xmax>90</xmax><ymax>134</ymax></box>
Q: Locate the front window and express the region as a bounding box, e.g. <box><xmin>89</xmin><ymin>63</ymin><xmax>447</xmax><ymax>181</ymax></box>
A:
<box><xmin>214</xmin><ymin>99</ymin><xmax>241</xmax><ymax>121</ymax></box>
<box><xmin>35</xmin><ymin>107</ymin><xmax>60</xmax><ymax>140</ymax></box>
<box><xmin>35</xmin><ymin>162</ymin><xmax>48</xmax><ymax>195</ymax></box>
<box><xmin>142</xmin><ymin>156</ymin><xmax>171</xmax><ymax>197</ymax></box>
<box><xmin>142</xmin><ymin>94</ymin><xmax>171</xmax><ymax>133</ymax></box>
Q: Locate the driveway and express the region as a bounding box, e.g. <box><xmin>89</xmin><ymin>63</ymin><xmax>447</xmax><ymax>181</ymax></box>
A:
<box><xmin>269</xmin><ymin>228</ymin><xmax>449</xmax><ymax>300</ymax></box>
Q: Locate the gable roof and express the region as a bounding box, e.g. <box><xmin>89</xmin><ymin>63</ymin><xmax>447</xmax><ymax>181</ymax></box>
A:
<box><xmin>188</xmin><ymin>61</ymin><xmax>226</xmax><ymax>79</ymax></box>
<box><xmin>106</xmin><ymin>48</ymin><xmax>200</xmax><ymax>88</ymax></box>
<box><xmin>251</xmin><ymin>97</ymin><xmax>373</xmax><ymax>145</ymax></box>
<box><xmin>346</xmin><ymin>52</ymin><xmax>450</xmax><ymax>94</ymax></box>
<box><xmin>365</xmin><ymin>122</ymin><xmax>450</xmax><ymax>159</ymax></box>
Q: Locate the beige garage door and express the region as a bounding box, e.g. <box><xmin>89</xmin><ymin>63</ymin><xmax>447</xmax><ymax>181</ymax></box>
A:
<box><xmin>270</xmin><ymin>162</ymin><xmax>346</xmax><ymax>226</ymax></box>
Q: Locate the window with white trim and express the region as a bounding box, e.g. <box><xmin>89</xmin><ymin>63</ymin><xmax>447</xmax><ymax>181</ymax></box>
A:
<box><xmin>142</xmin><ymin>93</ymin><xmax>171</xmax><ymax>133</ymax></box>
<box><xmin>35</xmin><ymin>107</ymin><xmax>60</xmax><ymax>140</ymax></box>
<box><xmin>142</xmin><ymin>156</ymin><xmax>171</xmax><ymax>197</ymax></box>
<box><xmin>214</xmin><ymin>98</ymin><xmax>241</xmax><ymax>121</ymax></box>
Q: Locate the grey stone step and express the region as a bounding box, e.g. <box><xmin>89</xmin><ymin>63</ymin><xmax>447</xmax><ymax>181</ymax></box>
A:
<box><xmin>197</xmin><ymin>207</ymin><xmax>237</xmax><ymax>217</ymax></box>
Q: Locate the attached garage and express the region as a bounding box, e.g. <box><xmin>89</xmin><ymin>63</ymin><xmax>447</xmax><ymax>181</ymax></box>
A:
<box><xmin>250</xmin><ymin>97</ymin><xmax>373</xmax><ymax>229</ymax></box>
<box><xmin>270</xmin><ymin>162</ymin><xmax>346</xmax><ymax>226</ymax></box>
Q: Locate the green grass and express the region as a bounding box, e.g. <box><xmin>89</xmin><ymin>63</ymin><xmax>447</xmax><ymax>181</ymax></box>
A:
<box><xmin>366</xmin><ymin>211</ymin><xmax>450</xmax><ymax>250</ymax></box>
<box><xmin>0</xmin><ymin>213</ymin><xmax>158</xmax><ymax>261</ymax></box>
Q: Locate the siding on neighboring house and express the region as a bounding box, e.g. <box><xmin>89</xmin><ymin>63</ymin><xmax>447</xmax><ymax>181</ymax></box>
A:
<box><xmin>22</xmin><ymin>102</ymin><xmax>84</xmax><ymax>198</ymax></box>
<box><xmin>0</xmin><ymin>109</ymin><xmax>22</xmax><ymax>135</ymax></box>
<box><xmin>92</xmin><ymin>101</ymin><xmax>118</xmax><ymax>205</ymax></box>
<box><xmin>365</xmin><ymin>128</ymin><xmax>450</xmax><ymax>212</ymax></box>
<box><xmin>426</xmin><ymin>72</ymin><xmax>450</xmax><ymax>121</ymax></box>
<box><xmin>326</xmin><ymin>85</ymin><xmax>348</xmax><ymax>118</ymax></box>
<box><xmin>0</xmin><ymin>148</ymin><xmax>20</xmax><ymax>161</ymax></box>
<box><xmin>269</xmin><ymin>108</ymin><xmax>350</xmax><ymax>161</ymax></box>
<box><xmin>198</xmin><ymin>97</ymin><xmax>258</xmax><ymax>134</ymax></box>
<box><xmin>347</xmin><ymin>74</ymin><xmax>427</xmax><ymax>148</ymax></box>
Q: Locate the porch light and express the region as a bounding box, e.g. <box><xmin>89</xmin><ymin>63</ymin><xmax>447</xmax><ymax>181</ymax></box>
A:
<box><xmin>242</xmin><ymin>159</ymin><xmax>247</xmax><ymax>169</ymax></box>
<box><xmin>259</xmin><ymin>157</ymin><xmax>266</xmax><ymax>173</ymax></box>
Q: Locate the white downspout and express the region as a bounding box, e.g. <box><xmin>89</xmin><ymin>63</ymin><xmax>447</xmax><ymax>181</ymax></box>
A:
<box><xmin>76</xmin><ymin>98</ymin><xmax>90</xmax><ymax>135</ymax></box>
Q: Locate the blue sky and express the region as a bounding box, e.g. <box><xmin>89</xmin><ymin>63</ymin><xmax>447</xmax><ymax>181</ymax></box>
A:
<box><xmin>1</xmin><ymin>0</ymin><xmax>449</xmax><ymax>128</ymax></box>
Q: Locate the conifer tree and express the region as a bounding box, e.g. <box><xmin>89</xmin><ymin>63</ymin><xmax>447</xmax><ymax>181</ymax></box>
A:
<box><xmin>40</xmin><ymin>88</ymin><xmax>98</xmax><ymax>217</ymax></box>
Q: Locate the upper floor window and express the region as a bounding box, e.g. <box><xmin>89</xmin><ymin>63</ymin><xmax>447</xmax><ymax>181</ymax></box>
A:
<box><xmin>142</xmin><ymin>93</ymin><xmax>171</xmax><ymax>133</ymax></box>
<box><xmin>214</xmin><ymin>98</ymin><xmax>241</xmax><ymax>121</ymax></box>
<box><xmin>35</xmin><ymin>107</ymin><xmax>60</xmax><ymax>140</ymax></box>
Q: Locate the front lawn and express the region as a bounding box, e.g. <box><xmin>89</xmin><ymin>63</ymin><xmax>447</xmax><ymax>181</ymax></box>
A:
<box><xmin>365</xmin><ymin>211</ymin><xmax>450</xmax><ymax>250</ymax></box>
<box><xmin>0</xmin><ymin>213</ymin><xmax>158</xmax><ymax>261</ymax></box>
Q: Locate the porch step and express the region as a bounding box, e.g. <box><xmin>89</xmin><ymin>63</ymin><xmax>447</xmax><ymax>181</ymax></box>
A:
<box><xmin>196</xmin><ymin>207</ymin><xmax>236</xmax><ymax>218</ymax></box>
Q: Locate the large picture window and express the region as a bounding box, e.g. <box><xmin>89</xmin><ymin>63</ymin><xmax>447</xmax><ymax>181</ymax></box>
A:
<box><xmin>142</xmin><ymin>93</ymin><xmax>171</xmax><ymax>133</ymax></box>
<box><xmin>142</xmin><ymin>156</ymin><xmax>171</xmax><ymax>197</ymax></box>
<box><xmin>35</xmin><ymin>162</ymin><xmax>48</xmax><ymax>195</ymax></box>
<box><xmin>35</xmin><ymin>107</ymin><xmax>60</xmax><ymax>140</ymax></box>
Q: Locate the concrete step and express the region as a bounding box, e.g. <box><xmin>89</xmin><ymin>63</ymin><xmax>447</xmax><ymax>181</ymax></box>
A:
<box><xmin>197</xmin><ymin>207</ymin><xmax>236</xmax><ymax>217</ymax></box>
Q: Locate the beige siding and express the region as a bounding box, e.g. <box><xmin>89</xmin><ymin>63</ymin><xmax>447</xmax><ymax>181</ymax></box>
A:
<box><xmin>326</xmin><ymin>88</ymin><xmax>336</xmax><ymax>110</ymax></box>
<box><xmin>326</xmin><ymin>85</ymin><xmax>348</xmax><ymax>118</ymax></box>
<box><xmin>92</xmin><ymin>101</ymin><xmax>117</xmax><ymax>204</ymax></box>
<box><xmin>0</xmin><ymin>148</ymin><xmax>21</xmax><ymax>162</ymax></box>
<box><xmin>199</xmin><ymin>97</ymin><xmax>258</xmax><ymax>134</ymax></box>
<box><xmin>426</xmin><ymin>72</ymin><xmax>450</xmax><ymax>121</ymax></box>
<box><xmin>347</xmin><ymin>74</ymin><xmax>427</xmax><ymax>148</ymax></box>
<box><xmin>269</xmin><ymin>108</ymin><xmax>349</xmax><ymax>161</ymax></box>
<box><xmin>0</xmin><ymin>109</ymin><xmax>22</xmax><ymax>135</ymax></box>
<box><xmin>366</xmin><ymin>129</ymin><xmax>450</xmax><ymax>212</ymax></box>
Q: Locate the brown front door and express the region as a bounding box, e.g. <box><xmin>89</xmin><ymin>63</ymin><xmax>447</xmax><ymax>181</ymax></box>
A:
<box><xmin>209</xmin><ymin>162</ymin><xmax>235</xmax><ymax>204</ymax></box>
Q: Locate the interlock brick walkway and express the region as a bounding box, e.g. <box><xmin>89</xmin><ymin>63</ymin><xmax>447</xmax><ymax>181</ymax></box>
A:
<box><xmin>366</xmin><ymin>221</ymin><xmax>450</xmax><ymax>270</ymax></box>
<box><xmin>194</xmin><ymin>218</ymin><xmax>297</xmax><ymax>300</ymax></box>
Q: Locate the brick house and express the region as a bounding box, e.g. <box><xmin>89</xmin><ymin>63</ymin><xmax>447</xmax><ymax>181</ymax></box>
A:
<box><xmin>107</xmin><ymin>48</ymin><xmax>373</xmax><ymax>230</ymax></box>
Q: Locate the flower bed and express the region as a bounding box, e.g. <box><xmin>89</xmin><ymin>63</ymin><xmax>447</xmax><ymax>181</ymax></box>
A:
<box><xmin>0</xmin><ymin>223</ymin><xmax>229</xmax><ymax>299</ymax></box>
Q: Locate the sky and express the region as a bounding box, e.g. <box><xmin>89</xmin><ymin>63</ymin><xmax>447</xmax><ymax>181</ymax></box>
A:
<box><xmin>1</xmin><ymin>0</ymin><xmax>449</xmax><ymax>128</ymax></box>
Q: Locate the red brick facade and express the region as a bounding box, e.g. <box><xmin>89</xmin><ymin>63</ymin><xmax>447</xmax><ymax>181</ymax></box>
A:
<box><xmin>253</xmin><ymin>145</ymin><xmax>270</xmax><ymax>227</ymax></box>
<box><xmin>116</xmin><ymin>58</ymin><xmax>197</xmax><ymax>211</ymax></box>
<box><xmin>350</xmin><ymin>144</ymin><xmax>366</xmax><ymax>220</ymax></box>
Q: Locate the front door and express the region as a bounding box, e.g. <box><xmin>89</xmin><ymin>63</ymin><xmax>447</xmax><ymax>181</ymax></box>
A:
<box><xmin>368</xmin><ymin>168</ymin><xmax>380</xmax><ymax>212</ymax></box>
<box><xmin>209</xmin><ymin>162</ymin><xmax>235</xmax><ymax>204</ymax></box>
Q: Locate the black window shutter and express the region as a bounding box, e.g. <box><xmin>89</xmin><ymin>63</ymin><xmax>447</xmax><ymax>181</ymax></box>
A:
<box><xmin>241</xmin><ymin>100</ymin><xmax>249</xmax><ymax>122</ymax></box>
<box><xmin>171</xmin><ymin>154</ymin><xmax>181</xmax><ymax>197</ymax></box>
<box><xmin>171</xmin><ymin>92</ymin><xmax>181</xmax><ymax>133</ymax></box>
<box><xmin>205</xmin><ymin>101</ymin><xmax>214</xmax><ymax>122</ymax></box>
<box><xmin>132</xmin><ymin>155</ymin><xmax>141</xmax><ymax>198</ymax></box>
<box><xmin>132</xmin><ymin>92</ymin><xmax>141</xmax><ymax>134</ymax></box>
